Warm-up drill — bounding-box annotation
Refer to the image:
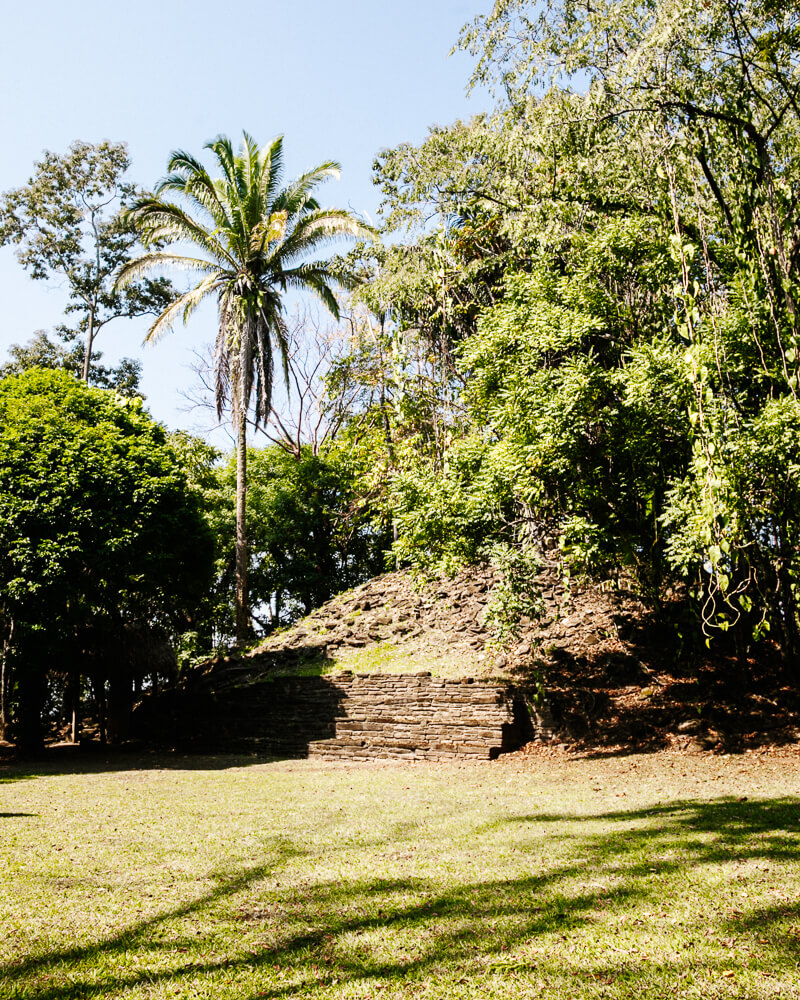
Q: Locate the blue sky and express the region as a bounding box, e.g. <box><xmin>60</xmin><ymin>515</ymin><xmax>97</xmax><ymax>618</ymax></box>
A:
<box><xmin>0</xmin><ymin>0</ymin><xmax>489</xmax><ymax>438</ymax></box>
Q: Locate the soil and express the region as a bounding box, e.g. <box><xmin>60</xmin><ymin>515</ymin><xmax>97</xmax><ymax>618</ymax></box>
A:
<box><xmin>232</xmin><ymin>559</ymin><xmax>800</xmax><ymax>756</ymax></box>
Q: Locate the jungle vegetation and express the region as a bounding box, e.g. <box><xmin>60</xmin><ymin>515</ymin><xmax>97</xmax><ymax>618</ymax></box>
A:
<box><xmin>2</xmin><ymin>0</ymin><xmax>800</xmax><ymax>747</ymax></box>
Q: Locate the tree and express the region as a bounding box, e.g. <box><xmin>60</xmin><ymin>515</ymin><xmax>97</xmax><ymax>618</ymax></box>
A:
<box><xmin>451</xmin><ymin>0</ymin><xmax>800</xmax><ymax>648</ymax></box>
<box><xmin>186</xmin><ymin>305</ymin><xmax>362</xmax><ymax>459</ymax></box>
<box><xmin>0</xmin><ymin>141</ymin><xmax>175</xmax><ymax>382</ymax></box>
<box><xmin>119</xmin><ymin>132</ymin><xmax>374</xmax><ymax>644</ymax></box>
<box><xmin>204</xmin><ymin>444</ymin><xmax>387</xmax><ymax>633</ymax></box>
<box><xmin>0</xmin><ymin>330</ymin><xmax>143</xmax><ymax>395</ymax></box>
<box><xmin>314</xmin><ymin>0</ymin><xmax>800</xmax><ymax>664</ymax></box>
<box><xmin>0</xmin><ymin>369</ymin><xmax>214</xmax><ymax>751</ymax></box>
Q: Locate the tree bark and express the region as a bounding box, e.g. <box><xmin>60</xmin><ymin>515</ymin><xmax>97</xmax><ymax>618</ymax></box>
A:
<box><xmin>107</xmin><ymin>670</ymin><xmax>132</xmax><ymax>745</ymax></box>
<box><xmin>16</xmin><ymin>662</ymin><xmax>45</xmax><ymax>755</ymax></box>
<box><xmin>95</xmin><ymin>676</ymin><xmax>107</xmax><ymax>745</ymax></box>
<box><xmin>82</xmin><ymin>311</ymin><xmax>95</xmax><ymax>382</ymax></box>
<box><xmin>0</xmin><ymin>620</ymin><xmax>12</xmax><ymax>742</ymax></box>
<box><xmin>70</xmin><ymin>668</ymin><xmax>79</xmax><ymax>744</ymax></box>
<box><xmin>235</xmin><ymin>398</ymin><xmax>250</xmax><ymax>645</ymax></box>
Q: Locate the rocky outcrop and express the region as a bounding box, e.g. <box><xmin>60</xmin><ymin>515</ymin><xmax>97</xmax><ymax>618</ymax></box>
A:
<box><xmin>234</xmin><ymin>559</ymin><xmax>647</xmax><ymax>682</ymax></box>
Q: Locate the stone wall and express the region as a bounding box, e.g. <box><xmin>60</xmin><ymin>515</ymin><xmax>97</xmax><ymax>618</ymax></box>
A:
<box><xmin>300</xmin><ymin>673</ymin><xmax>532</xmax><ymax>760</ymax></box>
<box><xmin>134</xmin><ymin>671</ymin><xmax>549</xmax><ymax>760</ymax></box>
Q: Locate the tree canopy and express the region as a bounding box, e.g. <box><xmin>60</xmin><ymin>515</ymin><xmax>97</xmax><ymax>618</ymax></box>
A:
<box><xmin>325</xmin><ymin>0</ymin><xmax>800</xmax><ymax>662</ymax></box>
<box><xmin>0</xmin><ymin>141</ymin><xmax>175</xmax><ymax>382</ymax></box>
<box><xmin>0</xmin><ymin>369</ymin><xmax>213</xmax><ymax>749</ymax></box>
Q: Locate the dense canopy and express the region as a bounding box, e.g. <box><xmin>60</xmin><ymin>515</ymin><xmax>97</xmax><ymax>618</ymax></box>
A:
<box><xmin>0</xmin><ymin>369</ymin><xmax>213</xmax><ymax>748</ymax></box>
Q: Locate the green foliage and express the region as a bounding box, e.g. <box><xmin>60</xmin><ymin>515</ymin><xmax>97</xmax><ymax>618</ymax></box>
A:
<box><xmin>213</xmin><ymin>444</ymin><xmax>387</xmax><ymax>632</ymax></box>
<box><xmin>0</xmin><ymin>369</ymin><xmax>213</xmax><ymax>746</ymax></box>
<box><xmin>483</xmin><ymin>543</ymin><xmax>544</xmax><ymax>648</ymax></box>
<box><xmin>388</xmin><ymin>434</ymin><xmax>512</xmax><ymax>574</ymax></box>
<box><xmin>461</xmin><ymin>220</ymin><xmax>692</xmax><ymax>586</ymax></box>
<box><xmin>331</xmin><ymin>0</ymin><xmax>800</xmax><ymax>659</ymax></box>
<box><xmin>0</xmin><ymin>141</ymin><xmax>175</xmax><ymax>380</ymax></box>
<box><xmin>0</xmin><ymin>330</ymin><xmax>142</xmax><ymax>396</ymax></box>
<box><xmin>171</xmin><ymin>430</ymin><xmax>388</xmax><ymax>645</ymax></box>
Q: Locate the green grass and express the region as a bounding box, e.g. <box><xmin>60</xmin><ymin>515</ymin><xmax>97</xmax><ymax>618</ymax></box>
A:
<box><xmin>270</xmin><ymin>639</ymin><xmax>415</xmax><ymax>677</ymax></box>
<box><xmin>270</xmin><ymin>639</ymin><xmax>505</xmax><ymax>680</ymax></box>
<box><xmin>1</xmin><ymin>752</ymin><xmax>799</xmax><ymax>999</ymax></box>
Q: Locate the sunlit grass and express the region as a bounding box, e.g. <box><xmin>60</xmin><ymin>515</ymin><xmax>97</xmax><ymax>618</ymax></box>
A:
<box><xmin>1</xmin><ymin>752</ymin><xmax>798</xmax><ymax>998</ymax></box>
<box><xmin>273</xmin><ymin>639</ymin><xmax>502</xmax><ymax>679</ymax></box>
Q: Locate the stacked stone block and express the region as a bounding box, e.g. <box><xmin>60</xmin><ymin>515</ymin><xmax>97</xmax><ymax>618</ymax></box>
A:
<box><xmin>302</xmin><ymin>672</ymin><xmax>526</xmax><ymax>760</ymax></box>
<box><xmin>135</xmin><ymin>671</ymin><xmax>538</xmax><ymax>760</ymax></box>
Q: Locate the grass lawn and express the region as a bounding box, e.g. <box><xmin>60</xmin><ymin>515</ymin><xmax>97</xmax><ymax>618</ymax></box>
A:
<box><xmin>1</xmin><ymin>750</ymin><xmax>798</xmax><ymax>999</ymax></box>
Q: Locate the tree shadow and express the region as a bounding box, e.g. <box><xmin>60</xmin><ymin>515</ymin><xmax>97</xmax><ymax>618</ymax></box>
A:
<box><xmin>2</xmin><ymin>795</ymin><xmax>799</xmax><ymax>998</ymax></box>
<box><xmin>131</xmin><ymin>673</ymin><xmax>349</xmax><ymax>756</ymax></box>
<box><xmin>0</xmin><ymin>749</ymin><xmax>285</xmax><ymax>783</ymax></box>
<box><xmin>0</xmin><ymin>835</ymin><xmax>306</xmax><ymax>1000</ymax></box>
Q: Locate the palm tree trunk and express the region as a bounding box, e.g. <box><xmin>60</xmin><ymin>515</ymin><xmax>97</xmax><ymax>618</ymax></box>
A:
<box><xmin>235</xmin><ymin>399</ymin><xmax>249</xmax><ymax>645</ymax></box>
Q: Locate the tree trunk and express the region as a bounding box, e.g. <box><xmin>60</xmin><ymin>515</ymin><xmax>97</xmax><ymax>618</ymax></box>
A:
<box><xmin>107</xmin><ymin>670</ymin><xmax>132</xmax><ymax>745</ymax></box>
<box><xmin>81</xmin><ymin>311</ymin><xmax>95</xmax><ymax>382</ymax></box>
<box><xmin>95</xmin><ymin>677</ymin><xmax>107</xmax><ymax>745</ymax></box>
<box><xmin>235</xmin><ymin>399</ymin><xmax>250</xmax><ymax>646</ymax></box>
<box><xmin>777</xmin><ymin>558</ymin><xmax>800</xmax><ymax>662</ymax></box>
<box><xmin>0</xmin><ymin>622</ymin><xmax>12</xmax><ymax>742</ymax></box>
<box><xmin>69</xmin><ymin>669</ymin><xmax>79</xmax><ymax>744</ymax></box>
<box><xmin>16</xmin><ymin>664</ymin><xmax>45</xmax><ymax>755</ymax></box>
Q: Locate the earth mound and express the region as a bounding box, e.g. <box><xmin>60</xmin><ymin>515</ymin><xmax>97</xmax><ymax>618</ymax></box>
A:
<box><xmin>205</xmin><ymin>561</ymin><xmax>800</xmax><ymax>754</ymax></box>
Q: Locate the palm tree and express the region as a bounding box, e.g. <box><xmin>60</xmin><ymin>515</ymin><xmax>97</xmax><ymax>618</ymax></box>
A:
<box><xmin>118</xmin><ymin>133</ymin><xmax>374</xmax><ymax>644</ymax></box>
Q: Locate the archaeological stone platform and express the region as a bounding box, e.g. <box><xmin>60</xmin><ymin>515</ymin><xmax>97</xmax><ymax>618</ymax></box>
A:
<box><xmin>133</xmin><ymin>671</ymin><xmax>552</xmax><ymax>760</ymax></box>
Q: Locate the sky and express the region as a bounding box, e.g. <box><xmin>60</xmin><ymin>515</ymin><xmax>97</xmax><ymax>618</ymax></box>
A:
<box><xmin>0</xmin><ymin>0</ymin><xmax>490</xmax><ymax>442</ymax></box>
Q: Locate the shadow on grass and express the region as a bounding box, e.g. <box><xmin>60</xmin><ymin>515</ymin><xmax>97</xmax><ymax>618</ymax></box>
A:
<box><xmin>0</xmin><ymin>748</ymin><xmax>284</xmax><ymax>783</ymax></box>
<box><xmin>2</xmin><ymin>795</ymin><xmax>799</xmax><ymax>999</ymax></box>
<box><xmin>0</xmin><ymin>835</ymin><xmax>306</xmax><ymax>1000</ymax></box>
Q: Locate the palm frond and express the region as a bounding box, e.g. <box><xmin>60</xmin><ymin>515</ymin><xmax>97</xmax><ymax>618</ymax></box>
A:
<box><xmin>206</xmin><ymin>135</ymin><xmax>237</xmax><ymax>187</ymax></box>
<box><xmin>273</xmin><ymin>161</ymin><xmax>342</xmax><ymax>217</ymax></box>
<box><xmin>281</xmin><ymin>264</ymin><xmax>343</xmax><ymax>318</ymax></box>
<box><xmin>129</xmin><ymin>199</ymin><xmax>239</xmax><ymax>268</ymax></box>
<box><xmin>164</xmin><ymin>149</ymin><xmax>209</xmax><ymax>183</ymax></box>
<box><xmin>213</xmin><ymin>321</ymin><xmax>232</xmax><ymax>420</ymax></box>
<box><xmin>161</xmin><ymin>151</ymin><xmax>236</xmax><ymax>230</ymax></box>
<box><xmin>252</xmin><ymin>312</ymin><xmax>274</xmax><ymax>425</ymax></box>
<box><xmin>257</xmin><ymin>136</ymin><xmax>285</xmax><ymax>214</ymax></box>
<box><xmin>276</xmin><ymin>208</ymin><xmax>377</xmax><ymax>265</ymax></box>
<box><xmin>241</xmin><ymin>131</ymin><xmax>260</xmax><ymax>206</ymax></box>
<box><xmin>125</xmin><ymin>133</ymin><xmax>371</xmax><ymax>428</ymax></box>
<box><xmin>144</xmin><ymin>276</ymin><xmax>221</xmax><ymax>344</ymax></box>
<box><xmin>115</xmin><ymin>253</ymin><xmax>219</xmax><ymax>289</ymax></box>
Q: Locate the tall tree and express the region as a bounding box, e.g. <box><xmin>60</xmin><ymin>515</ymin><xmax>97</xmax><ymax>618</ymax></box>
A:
<box><xmin>119</xmin><ymin>132</ymin><xmax>374</xmax><ymax>643</ymax></box>
<box><xmin>452</xmin><ymin>0</ymin><xmax>800</xmax><ymax>647</ymax></box>
<box><xmin>0</xmin><ymin>141</ymin><xmax>175</xmax><ymax>382</ymax></box>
